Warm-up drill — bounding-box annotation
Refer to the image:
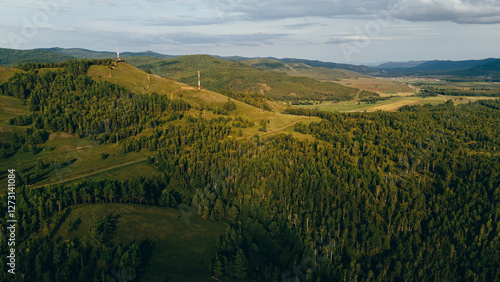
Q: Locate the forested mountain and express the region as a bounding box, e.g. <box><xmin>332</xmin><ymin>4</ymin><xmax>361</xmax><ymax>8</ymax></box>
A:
<box><xmin>0</xmin><ymin>58</ymin><xmax>499</xmax><ymax>281</ymax></box>
<box><xmin>378</xmin><ymin>58</ymin><xmax>500</xmax><ymax>79</ymax></box>
<box><xmin>41</xmin><ymin>47</ymin><xmax>175</xmax><ymax>60</ymax></box>
<box><xmin>391</xmin><ymin>58</ymin><xmax>498</xmax><ymax>72</ymax></box>
<box><xmin>0</xmin><ymin>48</ymin><xmax>74</xmax><ymax>66</ymax></box>
<box><xmin>277</xmin><ymin>57</ymin><xmax>380</xmax><ymax>75</ymax></box>
<box><xmin>377</xmin><ymin>60</ymin><xmax>428</xmax><ymax>69</ymax></box>
<box><xmin>241</xmin><ymin>58</ymin><xmax>366</xmax><ymax>81</ymax></box>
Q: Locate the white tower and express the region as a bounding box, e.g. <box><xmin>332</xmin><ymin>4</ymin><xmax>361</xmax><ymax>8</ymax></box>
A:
<box><xmin>117</xmin><ymin>48</ymin><xmax>120</xmax><ymax>61</ymax></box>
<box><xmin>198</xmin><ymin>70</ymin><xmax>201</xmax><ymax>91</ymax></box>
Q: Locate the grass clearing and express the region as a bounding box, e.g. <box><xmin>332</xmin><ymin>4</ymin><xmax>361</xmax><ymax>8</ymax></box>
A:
<box><xmin>293</xmin><ymin>95</ymin><xmax>498</xmax><ymax>112</ymax></box>
<box><xmin>338</xmin><ymin>77</ymin><xmax>414</xmax><ymax>93</ymax></box>
<box><xmin>0</xmin><ymin>129</ymin><xmax>155</xmax><ymax>186</ymax></box>
<box><xmin>0</xmin><ymin>95</ymin><xmax>29</xmax><ymax>141</ymax></box>
<box><xmin>0</xmin><ymin>67</ymin><xmax>18</xmax><ymax>83</ymax></box>
<box><xmin>55</xmin><ymin>203</ymin><xmax>228</xmax><ymax>281</ymax></box>
<box><xmin>398</xmin><ymin>78</ymin><xmax>500</xmax><ymax>90</ymax></box>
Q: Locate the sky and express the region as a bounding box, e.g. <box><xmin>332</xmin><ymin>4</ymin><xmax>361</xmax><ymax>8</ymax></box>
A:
<box><xmin>0</xmin><ymin>0</ymin><xmax>499</xmax><ymax>65</ymax></box>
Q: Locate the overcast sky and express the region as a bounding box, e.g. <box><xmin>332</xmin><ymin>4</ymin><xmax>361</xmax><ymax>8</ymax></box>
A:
<box><xmin>1</xmin><ymin>0</ymin><xmax>499</xmax><ymax>65</ymax></box>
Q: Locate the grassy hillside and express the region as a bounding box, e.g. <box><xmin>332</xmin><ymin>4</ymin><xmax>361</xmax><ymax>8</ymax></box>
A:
<box><xmin>0</xmin><ymin>62</ymin><xmax>320</xmax><ymax>187</ymax></box>
<box><xmin>126</xmin><ymin>55</ymin><xmax>360</xmax><ymax>101</ymax></box>
<box><xmin>0</xmin><ymin>48</ymin><xmax>74</xmax><ymax>66</ymax></box>
<box><xmin>54</xmin><ymin>203</ymin><xmax>227</xmax><ymax>281</ymax></box>
<box><xmin>88</xmin><ymin>62</ymin><xmax>321</xmax><ymax>136</ymax></box>
<box><xmin>0</xmin><ymin>95</ymin><xmax>29</xmax><ymax>142</ymax></box>
<box><xmin>242</xmin><ymin>58</ymin><xmax>366</xmax><ymax>81</ymax></box>
<box><xmin>337</xmin><ymin>77</ymin><xmax>414</xmax><ymax>94</ymax></box>
<box><xmin>0</xmin><ymin>66</ymin><xmax>18</xmax><ymax>83</ymax></box>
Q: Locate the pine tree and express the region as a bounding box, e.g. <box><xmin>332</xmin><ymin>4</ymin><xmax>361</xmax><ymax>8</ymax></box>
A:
<box><xmin>232</xmin><ymin>249</ymin><xmax>247</xmax><ymax>279</ymax></box>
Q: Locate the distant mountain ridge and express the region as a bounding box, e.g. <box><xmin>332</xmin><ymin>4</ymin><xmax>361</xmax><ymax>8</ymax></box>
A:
<box><xmin>1</xmin><ymin>47</ymin><xmax>499</xmax><ymax>79</ymax></box>
<box><xmin>0</xmin><ymin>47</ymin><xmax>73</xmax><ymax>66</ymax></box>
<box><xmin>41</xmin><ymin>47</ymin><xmax>175</xmax><ymax>60</ymax></box>
<box><xmin>377</xmin><ymin>60</ymin><xmax>428</xmax><ymax>69</ymax></box>
<box><xmin>377</xmin><ymin>58</ymin><xmax>500</xmax><ymax>78</ymax></box>
<box><xmin>404</xmin><ymin>58</ymin><xmax>498</xmax><ymax>72</ymax></box>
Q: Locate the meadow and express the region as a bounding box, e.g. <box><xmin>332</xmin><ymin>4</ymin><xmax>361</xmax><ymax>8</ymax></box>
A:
<box><xmin>337</xmin><ymin>77</ymin><xmax>415</xmax><ymax>94</ymax></box>
<box><xmin>292</xmin><ymin>94</ymin><xmax>499</xmax><ymax>112</ymax></box>
<box><xmin>54</xmin><ymin>203</ymin><xmax>228</xmax><ymax>281</ymax></box>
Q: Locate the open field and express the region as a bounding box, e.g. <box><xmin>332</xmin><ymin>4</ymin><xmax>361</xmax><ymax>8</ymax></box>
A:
<box><xmin>397</xmin><ymin>77</ymin><xmax>500</xmax><ymax>90</ymax></box>
<box><xmin>0</xmin><ymin>128</ymin><xmax>156</xmax><ymax>186</ymax></box>
<box><xmin>0</xmin><ymin>66</ymin><xmax>17</xmax><ymax>83</ymax></box>
<box><xmin>338</xmin><ymin>77</ymin><xmax>415</xmax><ymax>94</ymax></box>
<box><xmin>0</xmin><ymin>95</ymin><xmax>29</xmax><ymax>141</ymax></box>
<box><xmin>293</xmin><ymin>95</ymin><xmax>499</xmax><ymax>112</ymax></box>
<box><xmin>54</xmin><ymin>203</ymin><xmax>228</xmax><ymax>281</ymax></box>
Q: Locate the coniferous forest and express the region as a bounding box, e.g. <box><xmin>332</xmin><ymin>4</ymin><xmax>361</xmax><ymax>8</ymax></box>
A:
<box><xmin>0</xmin><ymin>60</ymin><xmax>499</xmax><ymax>281</ymax></box>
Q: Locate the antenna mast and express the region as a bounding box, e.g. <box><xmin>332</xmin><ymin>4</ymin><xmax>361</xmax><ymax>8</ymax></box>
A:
<box><xmin>198</xmin><ymin>70</ymin><xmax>201</xmax><ymax>91</ymax></box>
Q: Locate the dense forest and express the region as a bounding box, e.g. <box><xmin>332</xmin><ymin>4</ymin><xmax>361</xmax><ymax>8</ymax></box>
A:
<box><xmin>1</xmin><ymin>60</ymin><xmax>500</xmax><ymax>281</ymax></box>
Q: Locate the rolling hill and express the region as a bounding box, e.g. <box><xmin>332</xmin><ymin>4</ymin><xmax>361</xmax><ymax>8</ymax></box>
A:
<box><xmin>277</xmin><ymin>57</ymin><xmax>380</xmax><ymax>75</ymax></box>
<box><xmin>126</xmin><ymin>54</ymin><xmax>361</xmax><ymax>101</ymax></box>
<box><xmin>241</xmin><ymin>58</ymin><xmax>367</xmax><ymax>81</ymax></box>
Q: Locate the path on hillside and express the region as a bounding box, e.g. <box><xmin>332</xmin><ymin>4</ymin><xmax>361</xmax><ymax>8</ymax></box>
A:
<box><xmin>37</xmin><ymin>158</ymin><xmax>148</xmax><ymax>187</ymax></box>
<box><xmin>259</xmin><ymin>120</ymin><xmax>303</xmax><ymax>137</ymax></box>
<box><xmin>235</xmin><ymin>120</ymin><xmax>305</xmax><ymax>141</ymax></box>
<box><xmin>438</xmin><ymin>94</ymin><xmax>467</xmax><ymax>103</ymax></box>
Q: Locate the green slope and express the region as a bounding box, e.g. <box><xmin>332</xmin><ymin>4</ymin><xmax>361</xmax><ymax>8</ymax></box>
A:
<box><xmin>126</xmin><ymin>55</ymin><xmax>360</xmax><ymax>101</ymax></box>
<box><xmin>242</xmin><ymin>58</ymin><xmax>367</xmax><ymax>81</ymax></box>
<box><xmin>88</xmin><ymin>62</ymin><xmax>321</xmax><ymax>136</ymax></box>
<box><xmin>0</xmin><ymin>61</ymin><xmax>320</xmax><ymax>187</ymax></box>
<box><xmin>0</xmin><ymin>66</ymin><xmax>18</xmax><ymax>83</ymax></box>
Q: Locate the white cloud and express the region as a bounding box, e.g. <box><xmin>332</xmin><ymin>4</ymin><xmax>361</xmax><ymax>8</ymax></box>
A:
<box><xmin>184</xmin><ymin>0</ymin><xmax>500</xmax><ymax>24</ymax></box>
<box><xmin>394</xmin><ymin>0</ymin><xmax>500</xmax><ymax>24</ymax></box>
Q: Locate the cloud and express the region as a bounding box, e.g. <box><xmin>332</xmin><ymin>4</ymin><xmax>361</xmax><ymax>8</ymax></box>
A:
<box><xmin>187</xmin><ymin>0</ymin><xmax>500</xmax><ymax>24</ymax></box>
<box><xmin>394</xmin><ymin>0</ymin><xmax>500</xmax><ymax>24</ymax></box>
<box><xmin>127</xmin><ymin>32</ymin><xmax>285</xmax><ymax>46</ymax></box>
<box><xmin>325</xmin><ymin>36</ymin><xmax>365</xmax><ymax>45</ymax></box>
<box><xmin>325</xmin><ymin>35</ymin><xmax>395</xmax><ymax>45</ymax></box>
<box><xmin>142</xmin><ymin>16</ymin><xmax>232</xmax><ymax>27</ymax></box>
